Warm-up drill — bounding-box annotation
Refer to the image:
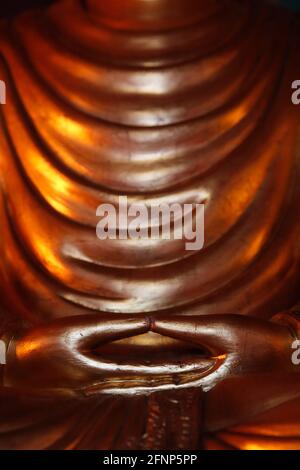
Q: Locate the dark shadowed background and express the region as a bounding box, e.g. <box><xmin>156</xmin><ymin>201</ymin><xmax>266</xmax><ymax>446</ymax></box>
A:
<box><xmin>1</xmin><ymin>0</ymin><xmax>300</xmax><ymax>19</ymax></box>
<box><xmin>0</xmin><ymin>0</ymin><xmax>54</xmax><ymax>18</ymax></box>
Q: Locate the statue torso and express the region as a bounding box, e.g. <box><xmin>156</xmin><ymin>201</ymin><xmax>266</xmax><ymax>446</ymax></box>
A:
<box><xmin>1</xmin><ymin>0</ymin><xmax>300</xmax><ymax>450</ymax></box>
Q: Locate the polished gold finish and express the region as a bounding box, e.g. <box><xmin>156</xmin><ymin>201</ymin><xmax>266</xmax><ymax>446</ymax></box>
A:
<box><xmin>0</xmin><ymin>0</ymin><xmax>300</xmax><ymax>450</ymax></box>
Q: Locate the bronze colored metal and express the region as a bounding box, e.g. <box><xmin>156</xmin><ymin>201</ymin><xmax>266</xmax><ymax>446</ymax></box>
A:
<box><xmin>0</xmin><ymin>0</ymin><xmax>300</xmax><ymax>449</ymax></box>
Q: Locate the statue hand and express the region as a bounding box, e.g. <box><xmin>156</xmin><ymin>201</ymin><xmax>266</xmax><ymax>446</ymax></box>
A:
<box><xmin>4</xmin><ymin>314</ymin><xmax>149</xmax><ymax>392</ymax></box>
<box><xmin>152</xmin><ymin>314</ymin><xmax>299</xmax><ymax>430</ymax></box>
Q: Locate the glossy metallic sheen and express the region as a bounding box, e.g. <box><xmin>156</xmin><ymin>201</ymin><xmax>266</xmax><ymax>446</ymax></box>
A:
<box><xmin>0</xmin><ymin>0</ymin><xmax>300</xmax><ymax>450</ymax></box>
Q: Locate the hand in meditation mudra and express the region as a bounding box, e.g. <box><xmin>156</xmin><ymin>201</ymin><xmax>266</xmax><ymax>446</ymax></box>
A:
<box><xmin>0</xmin><ymin>0</ymin><xmax>300</xmax><ymax>450</ymax></box>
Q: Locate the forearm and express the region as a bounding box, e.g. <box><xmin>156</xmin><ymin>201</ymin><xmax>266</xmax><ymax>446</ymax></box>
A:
<box><xmin>204</xmin><ymin>311</ymin><xmax>300</xmax><ymax>432</ymax></box>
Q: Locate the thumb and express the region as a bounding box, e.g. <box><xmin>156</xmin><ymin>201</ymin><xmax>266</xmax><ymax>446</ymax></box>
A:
<box><xmin>151</xmin><ymin>314</ymin><xmax>242</xmax><ymax>355</ymax></box>
<box><xmin>33</xmin><ymin>314</ymin><xmax>150</xmax><ymax>351</ymax></box>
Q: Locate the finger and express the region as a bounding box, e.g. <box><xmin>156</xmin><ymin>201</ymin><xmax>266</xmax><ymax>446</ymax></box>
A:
<box><xmin>46</xmin><ymin>314</ymin><xmax>150</xmax><ymax>350</ymax></box>
<box><xmin>151</xmin><ymin>314</ymin><xmax>241</xmax><ymax>355</ymax></box>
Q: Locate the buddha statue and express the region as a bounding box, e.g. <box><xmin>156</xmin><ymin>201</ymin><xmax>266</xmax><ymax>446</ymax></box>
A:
<box><xmin>0</xmin><ymin>0</ymin><xmax>300</xmax><ymax>450</ymax></box>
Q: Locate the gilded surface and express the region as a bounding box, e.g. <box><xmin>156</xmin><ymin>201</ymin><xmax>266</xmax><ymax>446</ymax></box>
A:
<box><xmin>0</xmin><ymin>0</ymin><xmax>300</xmax><ymax>449</ymax></box>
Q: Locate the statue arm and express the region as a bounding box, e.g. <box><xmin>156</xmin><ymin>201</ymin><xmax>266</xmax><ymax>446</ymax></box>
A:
<box><xmin>152</xmin><ymin>312</ymin><xmax>300</xmax><ymax>432</ymax></box>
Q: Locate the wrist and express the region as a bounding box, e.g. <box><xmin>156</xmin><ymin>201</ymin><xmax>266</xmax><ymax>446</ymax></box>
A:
<box><xmin>271</xmin><ymin>311</ymin><xmax>300</xmax><ymax>370</ymax></box>
<box><xmin>272</xmin><ymin>311</ymin><xmax>300</xmax><ymax>339</ymax></box>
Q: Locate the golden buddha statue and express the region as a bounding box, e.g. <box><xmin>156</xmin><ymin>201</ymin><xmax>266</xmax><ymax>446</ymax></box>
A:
<box><xmin>0</xmin><ymin>0</ymin><xmax>300</xmax><ymax>450</ymax></box>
